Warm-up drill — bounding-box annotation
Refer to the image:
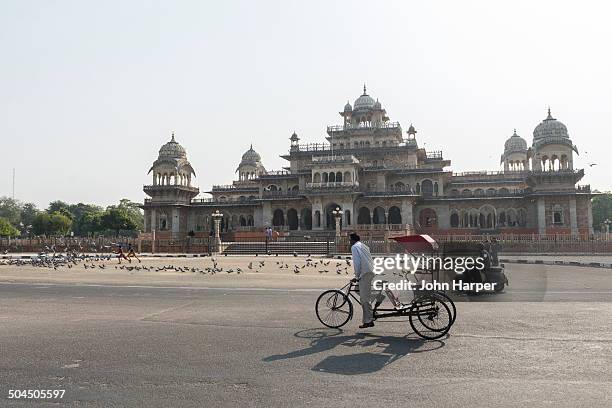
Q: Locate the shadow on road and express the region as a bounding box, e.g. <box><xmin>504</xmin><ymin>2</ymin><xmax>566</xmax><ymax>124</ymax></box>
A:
<box><xmin>263</xmin><ymin>328</ymin><xmax>445</xmax><ymax>375</ymax></box>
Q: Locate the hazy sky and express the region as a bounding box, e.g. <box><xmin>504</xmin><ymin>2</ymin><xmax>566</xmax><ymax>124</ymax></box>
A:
<box><xmin>1</xmin><ymin>0</ymin><xmax>610</xmax><ymax>209</ymax></box>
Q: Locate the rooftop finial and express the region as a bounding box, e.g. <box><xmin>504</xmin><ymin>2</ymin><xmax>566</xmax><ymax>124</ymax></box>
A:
<box><xmin>250</xmin><ymin>143</ymin><xmax>253</xmax><ymax>150</ymax></box>
<box><xmin>171</xmin><ymin>131</ymin><xmax>175</xmax><ymax>142</ymax></box>
<box><xmin>547</xmin><ymin>106</ymin><xmax>553</xmax><ymax>119</ymax></box>
<box><xmin>513</xmin><ymin>128</ymin><xmax>517</xmax><ymax>136</ymax></box>
<box><xmin>363</xmin><ymin>83</ymin><xmax>367</xmax><ymax>95</ymax></box>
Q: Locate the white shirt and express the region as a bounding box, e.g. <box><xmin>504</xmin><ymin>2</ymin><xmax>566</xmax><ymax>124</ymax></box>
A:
<box><xmin>351</xmin><ymin>241</ymin><xmax>374</xmax><ymax>279</ymax></box>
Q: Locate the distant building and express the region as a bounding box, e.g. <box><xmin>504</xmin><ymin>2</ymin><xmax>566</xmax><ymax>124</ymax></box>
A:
<box><xmin>143</xmin><ymin>86</ymin><xmax>593</xmax><ymax>239</ymax></box>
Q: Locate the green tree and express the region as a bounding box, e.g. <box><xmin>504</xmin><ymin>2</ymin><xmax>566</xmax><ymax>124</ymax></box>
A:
<box><xmin>69</xmin><ymin>203</ymin><xmax>104</xmax><ymax>236</ymax></box>
<box><xmin>20</xmin><ymin>202</ymin><xmax>39</xmax><ymax>230</ymax></box>
<box><xmin>592</xmin><ymin>193</ymin><xmax>612</xmax><ymax>232</ymax></box>
<box><xmin>47</xmin><ymin>200</ymin><xmax>73</xmax><ymax>220</ymax></box>
<box><xmin>0</xmin><ymin>217</ymin><xmax>20</xmax><ymax>237</ymax></box>
<box><xmin>49</xmin><ymin>212</ymin><xmax>72</xmax><ymax>235</ymax></box>
<box><xmin>99</xmin><ymin>199</ymin><xmax>143</xmax><ymax>235</ymax></box>
<box><xmin>0</xmin><ymin>196</ymin><xmax>22</xmax><ymax>226</ymax></box>
<box><xmin>101</xmin><ymin>206</ymin><xmax>140</xmax><ymax>235</ymax></box>
<box><xmin>31</xmin><ymin>212</ymin><xmax>51</xmax><ymax>236</ymax></box>
<box><xmin>117</xmin><ymin>199</ymin><xmax>144</xmax><ymax>231</ymax></box>
<box><xmin>32</xmin><ymin>212</ymin><xmax>72</xmax><ymax>236</ymax></box>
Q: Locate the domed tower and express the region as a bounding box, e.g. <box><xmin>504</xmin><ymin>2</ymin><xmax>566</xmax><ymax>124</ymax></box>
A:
<box><xmin>501</xmin><ymin>129</ymin><xmax>529</xmax><ymax>171</ymax></box>
<box><xmin>143</xmin><ymin>132</ymin><xmax>199</xmax><ymax>237</ymax></box>
<box><xmin>531</xmin><ymin>108</ymin><xmax>578</xmax><ymax>171</ymax></box>
<box><xmin>236</xmin><ymin>144</ymin><xmax>266</xmax><ymax>181</ymax></box>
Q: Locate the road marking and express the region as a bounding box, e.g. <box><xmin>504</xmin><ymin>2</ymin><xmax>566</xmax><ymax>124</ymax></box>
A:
<box><xmin>0</xmin><ymin>281</ymin><xmax>322</xmax><ymax>292</ymax></box>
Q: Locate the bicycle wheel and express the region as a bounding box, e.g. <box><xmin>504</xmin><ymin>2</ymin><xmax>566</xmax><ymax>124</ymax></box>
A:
<box><xmin>409</xmin><ymin>293</ymin><xmax>452</xmax><ymax>340</ymax></box>
<box><xmin>433</xmin><ymin>291</ymin><xmax>457</xmax><ymax>325</ymax></box>
<box><xmin>316</xmin><ymin>290</ymin><xmax>353</xmax><ymax>328</ymax></box>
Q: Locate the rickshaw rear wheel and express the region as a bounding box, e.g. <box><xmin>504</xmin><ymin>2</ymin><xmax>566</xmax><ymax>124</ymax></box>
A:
<box><xmin>432</xmin><ymin>291</ymin><xmax>457</xmax><ymax>325</ymax></box>
<box><xmin>409</xmin><ymin>294</ymin><xmax>452</xmax><ymax>340</ymax></box>
<box><xmin>316</xmin><ymin>290</ymin><xmax>353</xmax><ymax>329</ymax></box>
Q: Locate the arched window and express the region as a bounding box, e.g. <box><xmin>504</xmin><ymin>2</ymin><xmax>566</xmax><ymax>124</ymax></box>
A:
<box><xmin>329</xmin><ymin>172</ymin><xmax>336</xmax><ymax>182</ymax></box>
<box><xmin>552</xmin><ymin>206</ymin><xmax>563</xmax><ymax>225</ymax></box>
<box><xmin>450</xmin><ymin>212</ymin><xmax>459</xmax><ymax>228</ymax></box>
<box><xmin>421</xmin><ymin>180</ymin><xmax>433</xmax><ymax>197</ymax></box>
<box><xmin>388</xmin><ymin>206</ymin><xmax>402</xmax><ymax>224</ymax></box>
<box><xmin>301</xmin><ymin>208</ymin><xmax>312</xmax><ymax>230</ymax></box>
<box><xmin>287</xmin><ymin>208</ymin><xmax>298</xmax><ymax>230</ymax></box>
<box><xmin>373</xmin><ymin>207</ymin><xmax>386</xmax><ymax>224</ymax></box>
<box><xmin>419</xmin><ymin>208</ymin><xmax>437</xmax><ymax>228</ymax></box>
<box><xmin>272</xmin><ymin>209</ymin><xmax>284</xmax><ymax>226</ymax></box>
<box><xmin>357</xmin><ymin>207</ymin><xmax>371</xmax><ymax>225</ymax></box>
<box><xmin>498</xmin><ymin>211</ymin><xmax>506</xmax><ymax>226</ymax></box>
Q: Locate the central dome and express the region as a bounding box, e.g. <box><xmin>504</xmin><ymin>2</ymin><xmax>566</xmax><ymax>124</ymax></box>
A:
<box><xmin>353</xmin><ymin>84</ymin><xmax>376</xmax><ymax>110</ymax></box>
<box><xmin>533</xmin><ymin>109</ymin><xmax>569</xmax><ymax>141</ymax></box>
<box><xmin>240</xmin><ymin>144</ymin><xmax>261</xmax><ymax>164</ymax></box>
<box><xmin>158</xmin><ymin>133</ymin><xmax>187</xmax><ymax>158</ymax></box>
<box><xmin>354</xmin><ymin>93</ymin><xmax>376</xmax><ymax>110</ymax></box>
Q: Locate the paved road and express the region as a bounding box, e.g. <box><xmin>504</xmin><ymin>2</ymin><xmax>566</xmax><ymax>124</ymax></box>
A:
<box><xmin>0</xmin><ymin>262</ymin><xmax>611</xmax><ymax>407</ymax></box>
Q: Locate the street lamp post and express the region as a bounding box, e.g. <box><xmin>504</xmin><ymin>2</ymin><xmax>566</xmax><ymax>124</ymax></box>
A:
<box><xmin>332</xmin><ymin>207</ymin><xmax>344</xmax><ymax>238</ymax></box>
<box><xmin>212</xmin><ymin>210</ymin><xmax>224</xmax><ymax>253</ymax></box>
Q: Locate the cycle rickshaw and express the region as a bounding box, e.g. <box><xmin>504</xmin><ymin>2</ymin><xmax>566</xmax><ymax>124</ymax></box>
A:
<box><xmin>315</xmin><ymin>234</ymin><xmax>456</xmax><ymax>340</ymax></box>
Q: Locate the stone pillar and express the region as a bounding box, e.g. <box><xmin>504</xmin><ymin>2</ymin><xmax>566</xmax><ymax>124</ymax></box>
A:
<box><xmin>150</xmin><ymin>209</ymin><xmax>157</xmax><ymax>232</ymax></box>
<box><xmin>569</xmin><ymin>196</ymin><xmax>578</xmax><ymax>236</ymax></box>
<box><xmin>297</xmin><ymin>213</ymin><xmax>301</xmax><ymax>231</ymax></box>
<box><xmin>312</xmin><ymin>204</ymin><xmax>323</xmax><ymax>230</ymax></box>
<box><xmin>587</xmin><ymin>198</ymin><xmax>594</xmax><ymax>235</ymax></box>
<box><xmin>172</xmin><ymin>207</ymin><xmax>180</xmax><ymax>238</ymax></box>
<box><xmin>401</xmin><ymin>200</ymin><xmax>414</xmax><ymax>229</ymax></box>
<box><xmin>262</xmin><ymin>202</ymin><xmax>273</xmax><ymax>227</ymax></box>
<box><xmin>377</xmin><ymin>174</ymin><xmax>386</xmax><ymax>191</ymax></box>
<box><xmin>537</xmin><ymin>198</ymin><xmax>546</xmax><ymax>236</ymax></box>
<box><xmin>343</xmin><ymin>202</ymin><xmax>352</xmax><ymax>227</ymax></box>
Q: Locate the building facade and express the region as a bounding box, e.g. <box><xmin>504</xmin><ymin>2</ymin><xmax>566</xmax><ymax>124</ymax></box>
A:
<box><xmin>143</xmin><ymin>87</ymin><xmax>593</xmax><ymax>239</ymax></box>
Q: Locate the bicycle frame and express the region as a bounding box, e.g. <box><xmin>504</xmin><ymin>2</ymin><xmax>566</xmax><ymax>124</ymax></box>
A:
<box><xmin>341</xmin><ymin>280</ymin><xmax>440</xmax><ymax>320</ymax></box>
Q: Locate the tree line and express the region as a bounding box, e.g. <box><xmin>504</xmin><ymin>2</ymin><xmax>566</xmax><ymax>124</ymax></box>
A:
<box><xmin>0</xmin><ymin>197</ymin><xmax>144</xmax><ymax>237</ymax></box>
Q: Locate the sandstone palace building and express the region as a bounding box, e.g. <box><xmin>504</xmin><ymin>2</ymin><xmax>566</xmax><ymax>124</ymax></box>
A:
<box><xmin>142</xmin><ymin>86</ymin><xmax>594</xmax><ymax>240</ymax></box>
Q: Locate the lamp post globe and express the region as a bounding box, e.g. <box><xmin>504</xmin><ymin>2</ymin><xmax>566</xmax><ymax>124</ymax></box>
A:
<box><xmin>332</xmin><ymin>207</ymin><xmax>344</xmax><ymax>237</ymax></box>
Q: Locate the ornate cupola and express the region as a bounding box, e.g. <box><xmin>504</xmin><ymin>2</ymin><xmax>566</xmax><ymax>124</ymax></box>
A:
<box><xmin>531</xmin><ymin>108</ymin><xmax>579</xmax><ymax>171</ymax></box>
<box><xmin>501</xmin><ymin>129</ymin><xmax>529</xmax><ymax>171</ymax></box>
<box><xmin>236</xmin><ymin>144</ymin><xmax>267</xmax><ymax>181</ymax></box>
<box><xmin>289</xmin><ymin>132</ymin><xmax>300</xmax><ymax>151</ymax></box>
<box><xmin>144</xmin><ymin>132</ymin><xmax>199</xmax><ymax>203</ymax></box>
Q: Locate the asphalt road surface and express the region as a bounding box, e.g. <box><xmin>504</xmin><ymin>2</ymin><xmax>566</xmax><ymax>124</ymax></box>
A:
<box><xmin>0</xmin><ymin>258</ymin><xmax>611</xmax><ymax>407</ymax></box>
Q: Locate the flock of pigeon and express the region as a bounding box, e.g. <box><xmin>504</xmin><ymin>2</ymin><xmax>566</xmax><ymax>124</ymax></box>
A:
<box><xmin>0</xmin><ymin>251</ymin><xmax>355</xmax><ymax>277</ymax></box>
